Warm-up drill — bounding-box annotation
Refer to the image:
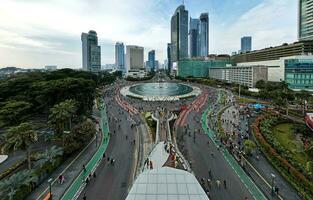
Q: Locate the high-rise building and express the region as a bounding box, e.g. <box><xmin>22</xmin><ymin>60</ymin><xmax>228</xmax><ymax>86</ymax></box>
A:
<box><xmin>115</xmin><ymin>42</ymin><xmax>125</xmax><ymax>73</ymax></box>
<box><xmin>167</xmin><ymin>43</ymin><xmax>172</xmax><ymax>72</ymax></box>
<box><xmin>199</xmin><ymin>13</ymin><xmax>209</xmax><ymax>57</ymax></box>
<box><xmin>189</xmin><ymin>18</ymin><xmax>200</xmax><ymax>57</ymax></box>
<box><xmin>241</xmin><ymin>36</ymin><xmax>252</xmax><ymax>53</ymax></box>
<box><xmin>171</xmin><ymin>5</ymin><xmax>188</xmax><ymax>63</ymax></box>
<box><xmin>154</xmin><ymin>60</ymin><xmax>159</xmax><ymax>71</ymax></box>
<box><xmin>81</xmin><ymin>30</ymin><xmax>101</xmax><ymax>72</ymax></box>
<box><xmin>299</xmin><ymin>0</ymin><xmax>313</xmax><ymax>41</ymax></box>
<box><xmin>148</xmin><ymin>50</ymin><xmax>156</xmax><ymax>72</ymax></box>
<box><xmin>126</xmin><ymin>45</ymin><xmax>144</xmax><ymax>72</ymax></box>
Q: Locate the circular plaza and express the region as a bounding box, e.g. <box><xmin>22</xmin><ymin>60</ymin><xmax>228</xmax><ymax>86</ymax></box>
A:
<box><xmin>120</xmin><ymin>82</ymin><xmax>201</xmax><ymax>101</ymax></box>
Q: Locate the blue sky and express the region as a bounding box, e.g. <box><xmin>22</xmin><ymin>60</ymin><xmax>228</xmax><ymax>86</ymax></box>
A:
<box><xmin>0</xmin><ymin>0</ymin><xmax>297</xmax><ymax>68</ymax></box>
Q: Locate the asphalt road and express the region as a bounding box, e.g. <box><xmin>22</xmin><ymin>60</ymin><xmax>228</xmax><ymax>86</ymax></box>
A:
<box><xmin>78</xmin><ymin>88</ymin><xmax>140</xmax><ymax>200</ymax></box>
<box><xmin>176</xmin><ymin>88</ymin><xmax>254</xmax><ymax>200</ymax></box>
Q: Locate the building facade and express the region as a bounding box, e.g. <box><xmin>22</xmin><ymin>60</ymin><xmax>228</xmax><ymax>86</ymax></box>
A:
<box><xmin>44</xmin><ymin>65</ymin><xmax>57</xmax><ymax>71</ymax></box>
<box><xmin>239</xmin><ymin>55</ymin><xmax>313</xmax><ymax>91</ymax></box>
<box><xmin>189</xmin><ymin>18</ymin><xmax>199</xmax><ymax>57</ymax></box>
<box><xmin>284</xmin><ymin>57</ymin><xmax>313</xmax><ymax>90</ymax></box>
<box><xmin>299</xmin><ymin>0</ymin><xmax>313</xmax><ymax>41</ymax></box>
<box><xmin>199</xmin><ymin>13</ymin><xmax>209</xmax><ymax>57</ymax></box>
<box><xmin>115</xmin><ymin>42</ymin><xmax>125</xmax><ymax>73</ymax></box>
<box><xmin>167</xmin><ymin>43</ymin><xmax>172</xmax><ymax>73</ymax></box>
<box><xmin>81</xmin><ymin>30</ymin><xmax>101</xmax><ymax>72</ymax></box>
<box><xmin>126</xmin><ymin>45</ymin><xmax>144</xmax><ymax>72</ymax></box>
<box><xmin>177</xmin><ymin>56</ymin><xmax>233</xmax><ymax>78</ymax></box>
<box><xmin>209</xmin><ymin>66</ymin><xmax>268</xmax><ymax>88</ymax></box>
<box><xmin>171</xmin><ymin>5</ymin><xmax>188</xmax><ymax>63</ymax></box>
<box><xmin>148</xmin><ymin>50</ymin><xmax>156</xmax><ymax>72</ymax></box>
<box><xmin>241</xmin><ymin>36</ymin><xmax>252</xmax><ymax>53</ymax></box>
<box><xmin>232</xmin><ymin>40</ymin><xmax>313</xmax><ymax>63</ymax></box>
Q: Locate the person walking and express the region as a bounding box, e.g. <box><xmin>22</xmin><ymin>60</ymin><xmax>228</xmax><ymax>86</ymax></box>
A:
<box><xmin>223</xmin><ymin>179</ymin><xmax>227</xmax><ymax>189</ymax></box>
<box><xmin>207</xmin><ymin>178</ymin><xmax>212</xmax><ymax>189</ymax></box>
<box><xmin>216</xmin><ymin>179</ymin><xmax>221</xmax><ymax>189</ymax></box>
<box><xmin>58</xmin><ymin>174</ymin><xmax>62</xmax><ymax>184</ymax></box>
<box><xmin>83</xmin><ymin>193</ymin><xmax>87</xmax><ymax>200</ymax></box>
<box><xmin>209</xmin><ymin>169</ymin><xmax>212</xmax><ymax>179</ymax></box>
<box><xmin>83</xmin><ymin>165</ymin><xmax>86</xmax><ymax>172</ymax></box>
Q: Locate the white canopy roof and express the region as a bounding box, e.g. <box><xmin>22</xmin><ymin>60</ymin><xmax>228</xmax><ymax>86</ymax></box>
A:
<box><xmin>126</xmin><ymin>167</ymin><xmax>209</xmax><ymax>200</ymax></box>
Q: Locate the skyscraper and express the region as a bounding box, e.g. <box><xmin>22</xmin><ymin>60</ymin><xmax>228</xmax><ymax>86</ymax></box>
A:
<box><xmin>148</xmin><ymin>50</ymin><xmax>156</xmax><ymax>72</ymax></box>
<box><xmin>199</xmin><ymin>13</ymin><xmax>209</xmax><ymax>57</ymax></box>
<box><xmin>126</xmin><ymin>45</ymin><xmax>144</xmax><ymax>72</ymax></box>
<box><xmin>81</xmin><ymin>30</ymin><xmax>101</xmax><ymax>72</ymax></box>
<box><xmin>189</xmin><ymin>18</ymin><xmax>200</xmax><ymax>57</ymax></box>
<box><xmin>115</xmin><ymin>42</ymin><xmax>125</xmax><ymax>73</ymax></box>
<box><xmin>171</xmin><ymin>5</ymin><xmax>188</xmax><ymax>63</ymax></box>
<box><xmin>299</xmin><ymin>0</ymin><xmax>313</xmax><ymax>41</ymax></box>
<box><xmin>241</xmin><ymin>36</ymin><xmax>252</xmax><ymax>53</ymax></box>
<box><xmin>167</xmin><ymin>43</ymin><xmax>172</xmax><ymax>73</ymax></box>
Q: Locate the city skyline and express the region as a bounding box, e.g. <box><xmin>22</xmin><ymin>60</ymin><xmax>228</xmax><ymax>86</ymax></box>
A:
<box><xmin>0</xmin><ymin>0</ymin><xmax>297</xmax><ymax>68</ymax></box>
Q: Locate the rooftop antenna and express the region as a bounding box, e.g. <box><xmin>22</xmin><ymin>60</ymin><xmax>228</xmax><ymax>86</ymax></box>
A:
<box><xmin>182</xmin><ymin>0</ymin><xmax>185</xmax><ymax>5</ymax></box>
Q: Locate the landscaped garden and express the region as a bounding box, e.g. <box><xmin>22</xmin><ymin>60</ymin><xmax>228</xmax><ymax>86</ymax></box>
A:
<box><xmin>252</xmin><ymin>114</ymin><xmax>313</xmax><ymax>199</ymax></box>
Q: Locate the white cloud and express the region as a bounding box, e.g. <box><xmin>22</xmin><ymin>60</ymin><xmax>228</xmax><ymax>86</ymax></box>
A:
<box><xmin>0</xmin><ymin>0</ymin><xmax>298</xmax><ymax>68</ymax></box>
<box><xmin>210</xmin><ymin>0</ymin><xmax>297</xmax><ymax>54</ymax></box>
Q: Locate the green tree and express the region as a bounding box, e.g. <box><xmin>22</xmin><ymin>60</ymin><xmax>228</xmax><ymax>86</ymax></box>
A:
<box><xmin>0</xmin><ymin>169</ymin><xmax>37</xmax><ymax>200</ymax></box>
<box><xmin>306</xmin><ymin>161</ymin><xmax>313</xmax><ymax>178</ymax></box>
<box><xmin>272</xmin><ymin>92</ymin><xmax>289</xmax><ymax>115</ymax></box>
<box><xmin>1</xmin><ymin>122</ymin><xmax>38</xmax><ymax>169</ymax></box>
<box><xmin>255</xmin><ymin>80</ymin><xmax>266</xmax><ymax>89</ymax></box>
<box><xmin>64</xmin><ymin>119</ymin><xmax>96</xmax><ymax>155</ymax></box>
<box><xmin>36</xmin><ymin>145</ymin><xmax>63</xmax><ymax>168</ymax></box>
<box><xmin>244</xmin><ymin>140</ymin><xmax>257</xmax><ymax>155</ymax></box>
<box><xmin>0</xmin><ymin>100</ymin><xmax>32</xmax><ymax>125</ymax></box>
<box><xmin>49</xmin><ymin>99</ymin><xmax>77</xmax><ymax>146</ymax></box>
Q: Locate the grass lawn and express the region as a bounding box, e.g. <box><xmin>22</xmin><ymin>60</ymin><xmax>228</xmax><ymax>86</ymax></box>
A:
<box><xmin>236</xmin><ymin>96</ymin><xmax>269</xmax><ymax>104</ymax></box>
<box><xmin>272</xmin><ymin>123</ymin><xmax>310</xmax><ymax>166</ymax></box>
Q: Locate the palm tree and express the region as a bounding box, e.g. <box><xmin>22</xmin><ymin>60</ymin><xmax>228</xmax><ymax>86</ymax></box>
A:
<box><xmin>36</xmin><ymin>145</ymin><xmax>63</xmax><ymax>168</ymax></box>
<box><xmin>0</xmin><ymin>169</ymin><xmax>37</xmax><ymax>200</ymax></box>
<box><xmin>2</xmin><ymin>122</ymin><xmax>37</xmax><ymax>169</ymax></box>
<box><xmin>49</xmin><ymin>99</ymin><xmax>77</xmax><ymax>146</ymax></box>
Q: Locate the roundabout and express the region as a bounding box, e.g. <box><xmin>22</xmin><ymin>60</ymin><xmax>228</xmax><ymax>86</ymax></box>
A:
<box><xmin>120</xmin><ymin>82</ymin><xmax>201</xmax><ymax>101</ymax></box>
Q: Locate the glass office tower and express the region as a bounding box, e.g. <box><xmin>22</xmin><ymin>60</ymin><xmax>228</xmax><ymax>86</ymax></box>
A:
<box><xmin>115</xmin><ymin>42</ymin><xmax>125</xmax><ymax>73</ymax></box>
<box><xmin>189</xmin><ymin>18</ymin><xmax>199</xmax><ymax>57</ymax></box>
<box><xmin>171</xmin><ymin>5</ymin><xmax>188</xmax><ymax>62</ymax></box>
<box><xmin>148</xmin><ymin>50</ymin><xmax>156</xmax><ymax>72</ymax></box>
<box><xmin>81</xmin><ymin>30</ymin><xmax>101</xmax><ymax>72</ymax></box>
<box><xmin>299</xmin><ymin>0</ymin><xmax>313</xmax><ymax>41</ymax></box>
<box><xmin>241</xmin><ymin>36</ymin><xmax>252</xmax><ymax>53</ymax></box>
<box><xmin>199</xmin><ymin>13</ymin><xmax>209</xmax><ymax>57</ymax></box>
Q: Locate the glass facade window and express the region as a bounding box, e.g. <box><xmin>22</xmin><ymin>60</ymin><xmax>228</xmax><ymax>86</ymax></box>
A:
<box><xmin>115</xmin><ymin>42</ymin><xmax>125</xmax><ymax>72</ymax></box>
<box><xmin>241</xmin><ymin>36</ymin><xmax>252</xmax><ymax>53</ymax></box>
<box><xmin>171</xmin><ymin>5</ymin><xmax>188</xmax><ymax>62</ymax></box>
<box><xmin>285</xmin><ymin>58</ymin><xmax>313</xmax><ymax>90</ymax></box>
<box><xmin>177</xmin><ymin>60</ymin><xmax>233</xmax><ymax>78</ymax></box>
<box><xmin>299</xmin><ymin>0</ymin><xmax>313</xmax><ymax>41</ymax></box>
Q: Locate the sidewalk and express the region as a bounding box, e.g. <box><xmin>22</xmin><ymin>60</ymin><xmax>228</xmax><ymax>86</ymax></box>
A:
<box><xmin>26</xmin><ymin>106</ymin><xmax>105</xmax><ymax>200</ymax></box>
<box><xmin>26</xmin><ymin>134</ymin><xmax>99</xmax><ymax>200</ymax></box>
<box><xmin>61</xmin><ymin>103</ymin><xmax>110</xmax><ymax>200</ymax></box>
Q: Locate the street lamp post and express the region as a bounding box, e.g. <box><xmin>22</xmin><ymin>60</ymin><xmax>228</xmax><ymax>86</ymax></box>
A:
<box><xmin>48</xmin><ymin>178</ymin><xmax>53</xmax><ymax>200</ymax></box>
